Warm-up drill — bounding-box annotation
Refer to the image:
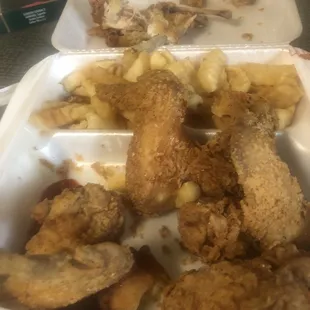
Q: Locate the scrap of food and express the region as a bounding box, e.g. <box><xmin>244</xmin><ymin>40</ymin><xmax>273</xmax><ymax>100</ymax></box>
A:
<box><xmin>29</xmin><ymin>48</ymin><xmax>303</xmax><ymax>131</ymax></box>
<box><xmin>87</xmin><ymin>0</ymin><xmax>233</xmax><ymax>47</ymax></box>
<box><xmin>87</xmin><ymin>0</ymin><xmax>258</xmax><ymax>48</ymax></box>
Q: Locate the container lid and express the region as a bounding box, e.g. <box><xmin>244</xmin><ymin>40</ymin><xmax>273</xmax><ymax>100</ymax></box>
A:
<box><xmin>52</xmin><ymin>0</ymin><xmax>302</xmax><ymax>52</ymax></box>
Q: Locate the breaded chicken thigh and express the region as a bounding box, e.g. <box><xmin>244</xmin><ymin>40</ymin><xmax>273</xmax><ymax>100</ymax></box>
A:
<box><xmin>26</xmin><ymin>183</ymin><xmax>125</xmax><ymax>254</ymax></box>
<box><xmin>0</xmin><ymin>243</ymin><xmax>133</xmax><ymax>309</ymax></box>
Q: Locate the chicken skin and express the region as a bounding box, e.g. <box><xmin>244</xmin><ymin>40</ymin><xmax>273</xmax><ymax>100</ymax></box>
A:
<box><xmin>96</xmin><ymin>70</ymin><xmax>239</xmax><ymax>215</ymax></box>
<box><xmin>0</xmin><ymin>243</ymin><xmax>133</xmax><ymax>309</ymax></box>
<box><xmin>26</xmin><ymin>183</ymin><xmax>125</xmax><ymax>254</ymax></box>
<box><xmin>162</xmin><ymin>245</ymin><xmax>310</xmax><ymax>310</ymax></box>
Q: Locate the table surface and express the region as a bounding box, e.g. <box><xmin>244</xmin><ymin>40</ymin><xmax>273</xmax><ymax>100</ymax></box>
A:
<box><xmin>0</xmin><ymin>0</ymin><xmax>310</xmax><ymax>88</ymax></box>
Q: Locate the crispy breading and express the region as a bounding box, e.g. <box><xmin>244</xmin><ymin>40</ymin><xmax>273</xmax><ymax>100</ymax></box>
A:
<box><xmin>178</xmin><ymin>198</ymin><xmax>251</xmax><ymax>263</ymax></box>
<box><xmin>162</xmin><ymin>246</ymin><xmax>310</xmax><ymax>310</ymax></box>
<box><xmin>26</xmin><ymin>183</ymin><xmax>125</xmax><ymax>255</ymax></box>
<box><xmin>0</xmin><ymin>243</ymin><xmax>133</xmax><ymax>309</ymax></box>
<box><xmin>98</xmin><ymin>246</ymin><xmax>170</xmax><ymax>310</ymax></box>
<box><xmin>231</xmin><ymin>124</ymin><xmax>306</xmax><ymax>249</ymax></box>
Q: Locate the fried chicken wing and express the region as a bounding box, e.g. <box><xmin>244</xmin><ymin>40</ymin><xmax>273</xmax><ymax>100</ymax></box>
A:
<box><xmin>98</xmin><ymin>246</ymin><xmax>170</xmax><ymax>310</ymax></box>
<box><xmin>96</xmin><ymin>70</ymin><xmax>238</xmax><ymax>215</ymax></box>
<box><xmin>26</xmin><ymin>183</ymin><xmax>125</xmax><ymax>255</ymax></box>
<box><xmin>0</xmin><ymin>243</ymin><xmax>133</xmax><ymax>309</ymax></box>
<box><xmin>162</xmin><ymin>245</ymin><xmax>310</xmax><ymax>310</ymax></box>
<box><xmin>230</xmin><ymin>124</ymin><xmax>306</xmax><ymax>250</ymax></box>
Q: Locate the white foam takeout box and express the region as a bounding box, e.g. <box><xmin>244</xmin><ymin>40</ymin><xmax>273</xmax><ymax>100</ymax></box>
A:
<box><xmin>1</xmin><ymin>46</ymin><xmax>310</xmax><ymax>310</ymax></box>
<box><xmin>51</xmin><ymin>0</ymin><xmax>302</xmax><ymax>51</ymax></box>
<box><xmin>0</xmin><ymin>1</ymin><xmax>309</xmax><ymax>308</ymax></box>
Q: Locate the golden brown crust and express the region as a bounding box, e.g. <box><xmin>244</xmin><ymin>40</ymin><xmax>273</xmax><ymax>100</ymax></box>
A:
<box><xmin>98</xmin><ymin>246</ymin><xmax>170</xmax><ymax>310</ymax></box>
<box><xmin>0</xmin><ymin>243</ymin><xmax>134</xmax><ymax>309</ymax></box>
<box><xmin>26</xmin><ymin>184</ymin><xmax>125</xmax><ymax>255</ymax></box>
<box><xmin>162</xmin><ymin>247</ymin><xmax>310</xmax><ymax>310</ymax></box>
<box><xmin>96</xmin><ymin>71</ymin><xmax>239</xmax><ymax>215</ymax></box>
<box><xmin>178</xmin><ymin>198</ymin><xmax>251</xmax><ymax>263</ymax></box>
<box><xmin>231</xmin><ymin>125</ymin><xmax>306</xmax><ymax>249</ymax></box>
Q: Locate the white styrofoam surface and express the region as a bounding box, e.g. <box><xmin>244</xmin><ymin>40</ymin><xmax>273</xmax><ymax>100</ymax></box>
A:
<box><xmin>51</xmin><ymin>0</ymin><xmax>302</xmax><ymax>51</ymax></box>
<box><xmin>1</xmin><ymin>46</ymin><xmax>310</xmax><ymax>310</ymax></box>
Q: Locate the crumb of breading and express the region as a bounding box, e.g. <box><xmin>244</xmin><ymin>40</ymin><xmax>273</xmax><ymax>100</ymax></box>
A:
<box><xmin>39</xmin><ymin>158</ymin><xmax>55</xmax><ymax>172</ymax></box>
<box><xmin>162</xmin><ymin>245</ymin><xmax>172</xmax><ymax>256</ymax></box>
<box><xmin>131</xmin><ymin>221</ymin><xmax>145</xmax><ymax>239</ymax></box>
<box><xmin>181</xmin><ymin>254</ymin><xmax>200</xmax><ymax>266</ymax></box>
<box><xmin>130</xmin><ymin>215</ymin><xmax>143</xmax><ymax>236</ymax></box>
<box><xmin>159</xmin><ymin>226</ymin><xmax>171</xmax><ymax>239</ymax></box>
<box><xmin>56</xmin><ymin>159</ymin><xmax>82</xmax><ymax>179</ymax></box>
<box><xmin>242</xmin><ymin>33</ymin><xmax>253</xmax><ymax>41</ymax></box>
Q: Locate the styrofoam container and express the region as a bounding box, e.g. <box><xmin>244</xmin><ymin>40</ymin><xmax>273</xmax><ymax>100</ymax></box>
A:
<box><xmin>51</xmin><ymin>0</ymin><xmax>302</xmax><ymax>51</ymax></box>
<box><xmin>1</xmin><ymin>46</ymin><xmax>310</xmax><ymax>309</ymax></box>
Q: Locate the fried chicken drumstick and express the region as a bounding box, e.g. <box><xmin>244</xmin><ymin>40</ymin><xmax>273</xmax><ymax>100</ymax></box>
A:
<box><xmin>230</xmin><ymin>122</ymin><xmax>306</xmax><ymax>250</ymax></box>
<box><xmin>96</xmin><ymin>70</ymin><xmax>239</xmax><ymax>215</ymax></box>
<box><xmin>0</xmin><ymin>243</ymin><xmax>133</xmax><ymax>309</ymax></box>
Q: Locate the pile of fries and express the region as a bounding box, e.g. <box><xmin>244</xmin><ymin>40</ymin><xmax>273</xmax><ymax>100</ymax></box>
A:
<box><xmin>29</xmin><ymin>48</ymin><xmax>304</xmax><ymax>131</ymax></box>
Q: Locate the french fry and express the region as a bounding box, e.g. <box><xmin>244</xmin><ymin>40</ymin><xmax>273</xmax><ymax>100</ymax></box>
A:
<box><xmin>226</xmin><ymin>66</ymin><xmax>251</xmax><ymax>92</ymax></box>
<box><xmin>197</xmin><ymin>49</ymin><xmax>227</xmax><ymax>92</ymax></box>
<box><xmin>124</xmin><ymin>51</ymin><xmax>150</xmax><ymax>82</ymax></box>
<box><xmin>150</xmin><ymin>51</ymin><xmax>169</xmax><ymax>70</ymax></box>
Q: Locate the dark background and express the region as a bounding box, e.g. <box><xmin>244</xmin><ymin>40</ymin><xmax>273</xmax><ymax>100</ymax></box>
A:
<box><xmin>0</xmin><ymin>0</ymin><xmax>309</xmax><ymax>88</ymax></box>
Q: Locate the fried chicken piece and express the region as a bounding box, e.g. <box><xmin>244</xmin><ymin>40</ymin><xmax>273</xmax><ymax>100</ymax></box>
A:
<box><xmin>180</xmin><ymin>98</ymin><xmax>306</xmax><ymax>259</ymax></box>
<box><xmin>0</xmin><ymin>243</ymin><xmax>133</xmax><ymax>309</ymax></box>
<box><xmin>230</xmin><ymin>123</ymin><xmax>306</xmax><ymax>250</ymax></box>
<box><xmin>26</xmin><ymin>183</ymin><xmax>125</xmax><ymax>255</ymax></box>
<box><xmin>178</xmin><ymin>198</ymin><xmax>253</xmax><ymax>263</ymax></box>
<box><xmin>96</xmin><ymin>70</ymin><xmax>239</xmax><ymax>215</ymax></box>
<box><xmin>98</xmin><ymin>246</ymin><xmax>170</xmax><ymax>310</ymax></box>
<box><xmin>162</xmin><ymin>245</ymin><xmax>310</xmax><ymax>310</ymax></box>
<box><xmin>211</xmin><ymin>91</ymin><xmax>278</xmax><ymax>131</ymax></box>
